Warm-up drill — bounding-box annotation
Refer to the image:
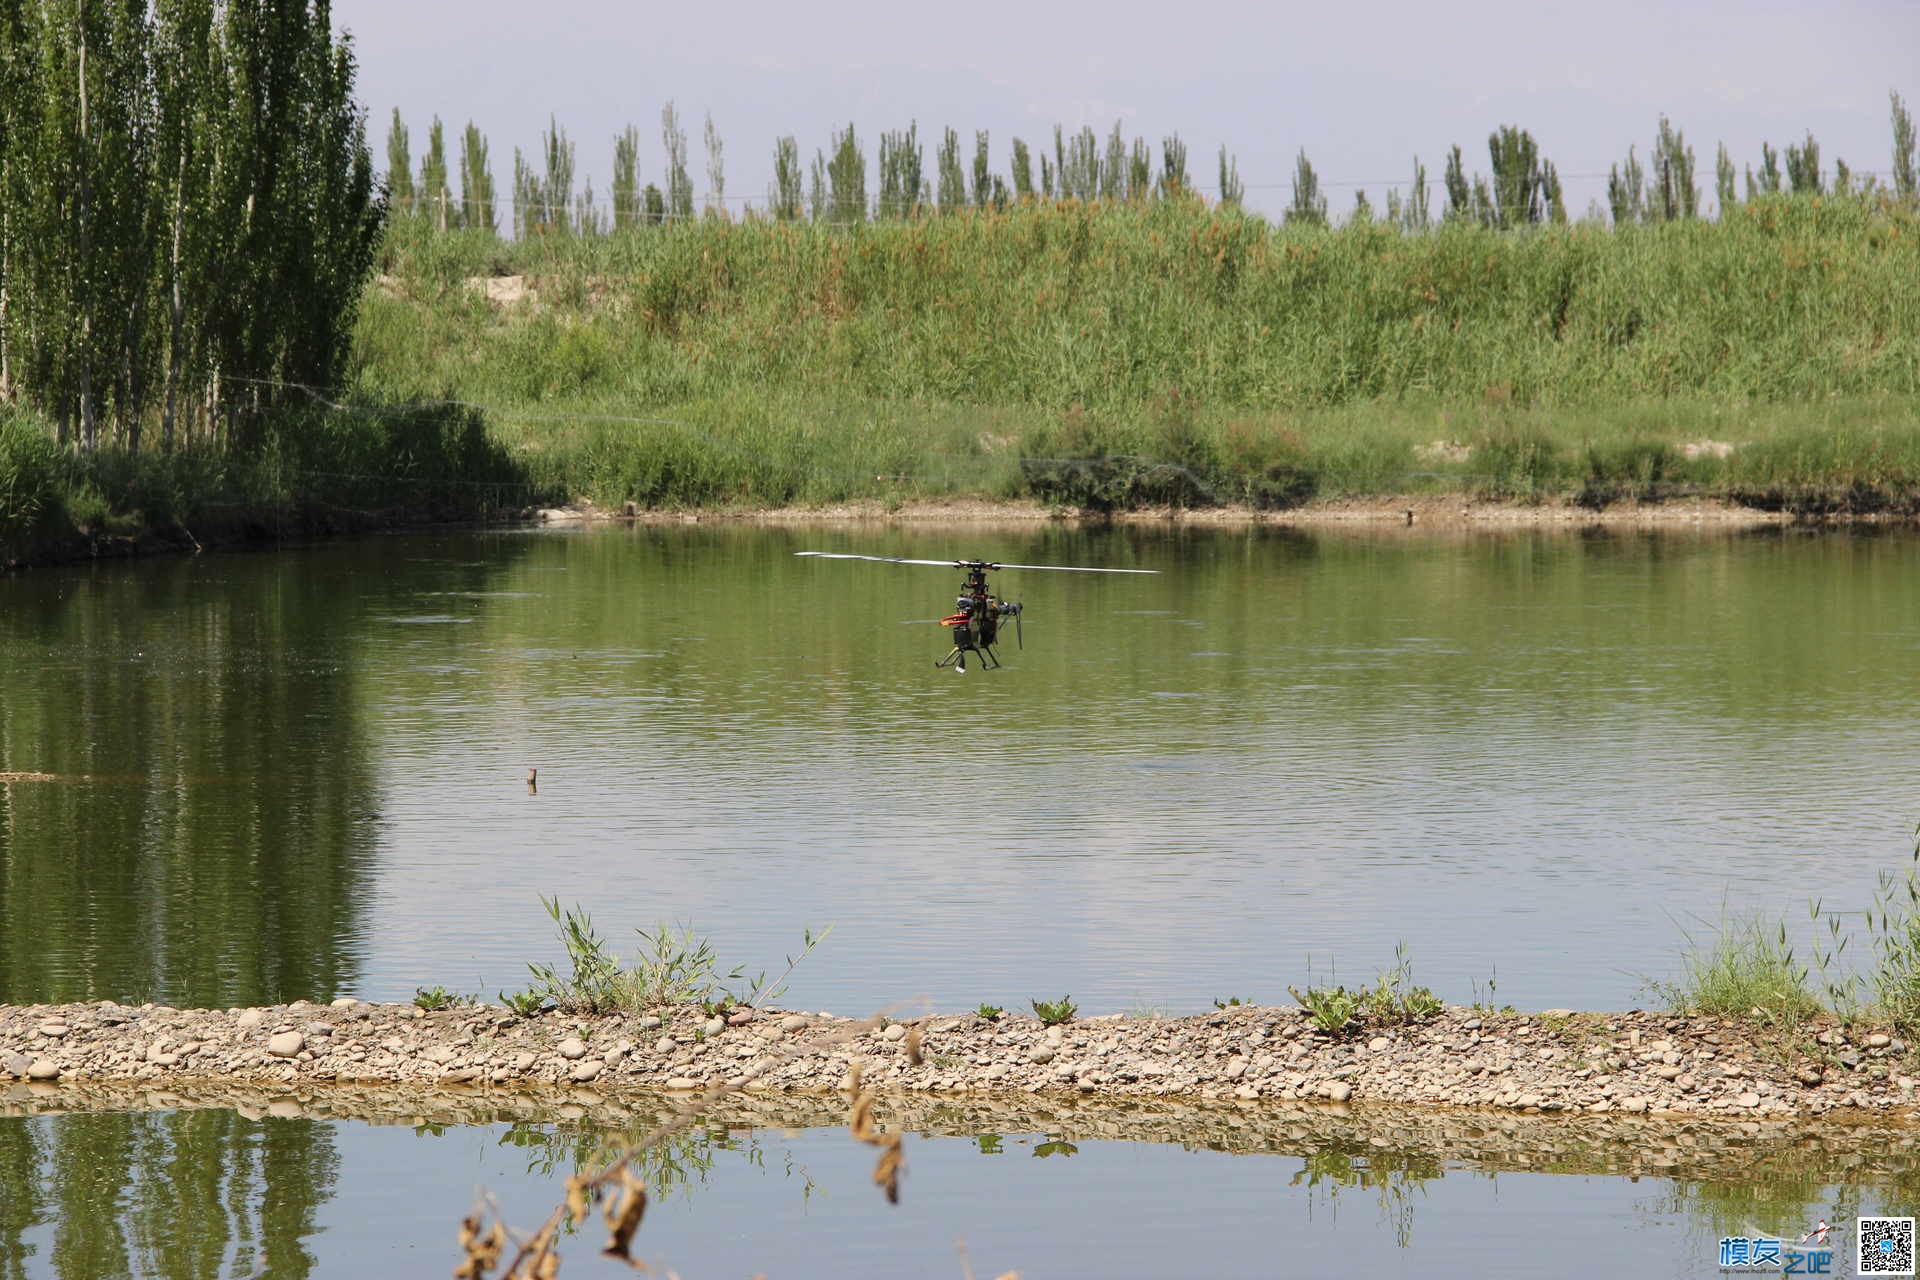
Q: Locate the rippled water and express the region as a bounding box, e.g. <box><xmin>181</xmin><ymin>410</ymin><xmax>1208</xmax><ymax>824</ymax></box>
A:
<box><xmin>6</xmin><ymin>522</ymin><xmax>1919</xmax><ymax>1015</ymax></box>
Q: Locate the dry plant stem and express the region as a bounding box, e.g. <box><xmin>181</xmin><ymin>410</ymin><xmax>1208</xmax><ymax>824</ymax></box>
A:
<box><xmin>489</xmin><ymin>1006</ymin><xmax>904</xmax><ymax>1279</ymax></box>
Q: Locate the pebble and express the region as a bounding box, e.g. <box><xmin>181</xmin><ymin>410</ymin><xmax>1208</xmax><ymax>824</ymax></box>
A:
<box><xmin>1868</xmin><ymin>1033</ymin><xmax>1893</xmax><ymax>1048</ymax></box>
<box><xmin>570</xmin><ymin>1060</ymin><xmax>603</xmax><ymax>1082</ymax></box>
<box><xmin>664</xmin><ymin>1077</ymin><xmax>699</xmax><ymax>1090</ymax></box>
<box><xmin>638</xmin><ymin>1016</ymin><xmax>663</xmax><ymax>1031</ymax></box>
<box><xmin>1324</xmin><ymin>1082</ymin><xmax>1353</xmax><ymax>1102</ymax></box>
<box><xmin>557</xmin><ymin>1037</ymin><xmax>587</xmax><ymax>1061</ymax></box>
<box><xmin>883</xmin><ymin>1025</ymin><xmax>907</xmax><ymax>1043</ymax></box>
<box><xmin>655</xmin><ymin>1036</ymin><xmax>675</xmax><ymax>1054</ymax></box>
<box><xmin>330</xmin><ymin>997</ymin><xmax>359</xmax><ymax>1009</ymax></box>
<box><xmin>779</xmin><ymin>1015</ymin><xmax>809</xmax><ymax>1032</ymax></box>
<box><xmin>1368</xmin><ymin>1036</ymin><xmax>1391</xmax><ymax>1051</ymax></box>
<box><xmin>702</xmin><ymin>1018</ymin><xmax>725</xmax><ymax>1036</ymax></box>
<box><xmin>266</xmin><ymin>1032</ymin><xmax>304</xmax><ymax>1058</ymax></box>
<box><xmin>236</xmin><ymin>1010</ymin><xmax>264</xmax><ymax>1032</ymax></box>
<box><xmin>727</xmin><ymin>1011</ymin><xmax>753</xmax><ymax>1027</ymax></box>
<box><xmin>27</xmin><ymin>1060</ymin><xmax>60</xmax><ymax>1080</ymax></box>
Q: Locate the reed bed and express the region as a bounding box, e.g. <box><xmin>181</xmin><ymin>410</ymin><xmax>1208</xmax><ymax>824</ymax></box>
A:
<box><xmin>345</xmin><ymin>193</ymin><xmax>1920</xmax><ymax>513</ymax></box>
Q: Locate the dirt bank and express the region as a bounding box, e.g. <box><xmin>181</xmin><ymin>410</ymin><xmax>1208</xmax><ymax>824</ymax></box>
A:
<box><xmin>3</xmin><ymin>999</ymin><xmax>1912</xmax><ymax>1121</ymax></box>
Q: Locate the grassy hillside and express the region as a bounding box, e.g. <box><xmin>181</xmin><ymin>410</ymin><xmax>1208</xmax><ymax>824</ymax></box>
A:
<box><xmin>351</xmin><ymin>192</ymin><xmax>1920</xmax><ymax>510</ymax></box>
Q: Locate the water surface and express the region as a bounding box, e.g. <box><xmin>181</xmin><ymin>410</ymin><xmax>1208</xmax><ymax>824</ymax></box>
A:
<box><xmin>4</xmin><ymin>1088</ymin><xmax>1917</xmax><ymax>1279</ymax></box>
<box><xmin>3</xmin><ymin>523</ymin><xmax>1918</xmax><ymax>1013</ymax></box>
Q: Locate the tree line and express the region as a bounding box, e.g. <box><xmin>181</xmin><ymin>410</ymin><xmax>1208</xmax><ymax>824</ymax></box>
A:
<box><xmin>0</xmin><ymin>0</ymin><xmax>381</xmax><ymax>454</ymax></box>
<box><xmin>389</xmin><ymin>92</ymin><xmax>1919</xmax><ymax>237</ymax></box>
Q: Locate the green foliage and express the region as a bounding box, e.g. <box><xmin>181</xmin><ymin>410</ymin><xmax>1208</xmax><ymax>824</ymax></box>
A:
<box><xmin>420</xmin><ymin>117</ymin><xmax>452</xmax><ymax>231</ymax></box>
<box><xmin>936</xmin><ymin>126</ymin><xmax>964</xmax><ymax>213</ymax></box>
<box><xmin>1786</xmin><ymin>133</ymin><xmax>1823</xmax><ymax>195</ymax></box>
<box><xmin>876</xmin><ymin>125</ymin><xmax>921</xmax><ymax>220</ymax></box>
<box><xmin>1895</xmin><ymin>92</ymin><xmax>1917</xmax><ymax>203</ymax></box>
<box><xmin>413</xmin><ymin>985</ymin><xmax>474</xmax><ymax>1011</ymax></box>
<box><xmin>1217</xmin><ymin>146</ymin><xmax>1243</xmax><ymax>208</ymax></box>
<box><xmin>661</xmin><ymin>101</ymin><xmax>693</xmax><ymax>222</ymax></box>
<box><xmin>1487</xmin><ymin>125</ymin><xmax>1545</xmax><ymax>228</ymax></box>
<box><xmin>1286</xmin><ymin>149</ymin><xmax>1326</xmax><ymax>226</ymax></box>
<box><xmin>826</xmin><ymin>122</ymin><xmax>865</xmax><ymax>225</ymax></box>
<box><xmin>1609</xmin><ymin>147</ymin><xmax>1646</xmax><ymax>224</ymax></box>
<box><xmin>515</xmin><ymin>897</ymin><xmax>829</xmax><ymax>1016</ymax></box>
<box><xmin>1009</xmin><ymin>138</ymin><xmax>1033</xmax><ymax>200</ymax></box>
<box><xmin>1653</xmin><ymin>911</ymin><xmax>1820</xmax><ymax>1027</ymax></box>
<box><xmin>386</xmin><ymin>109</ymin><xmax>414</xmax><ymax>216</ymax></box>
<box><xmin>1652</xmin><ymin>116</ymin><xmax>1698</xmax><ymax>221</ymax></box>
<box><xmin>1867</xmin><ymin>838</ymin><xmax>1920</xmax><ymax>1033</ymax></box>
<box><xmin>1213</xmin><ymin>996</ymin><xmax>1249</xmax><ymax>1009</ymax></box>
<box><xmin>0</xmin><ymin>0</ymin><xmax>381</xmax><ymax>452</ymax></box>
<box><xmin>1031</xmin><ymin>996</ymin><xmax>1077</xmax><ymax>1026</ymax></box>
<box><xmin>612</xmin><ymin>125</ymin><xmax>642</xmax><ymax>230</ymax></box>
<box><xmin>459</xmin><ymin>121</ymin><xmax>496</xmax><ymax>233</ymax></box>
<box><xmin>975</xmin><ymin>1004</ymin><xmax>1004</xmax><ymax>1021</ymax></box>
<box><xmin>499</xmin><ymin>987</ymin><xmax>545</xmax><ymax>1018</ymax></box>
<box><xmin>771</xmin><ymin>135</ymin><xmax>804</xmax><ymax>222</ymax></box>
<box><xmin>1290</xmin><ymin>981</ymin><xmax>1362</xmax><ymax>1033</ymax></box>
<box><xmin>0</xmin><ymin>410</ymin><xmax>60</xmax><ymax>552</ymax></box>
<box><xmin>1291</xmin><ymin>945</ymin><xmax>1442</xmax><ymax>1033</ymax></box>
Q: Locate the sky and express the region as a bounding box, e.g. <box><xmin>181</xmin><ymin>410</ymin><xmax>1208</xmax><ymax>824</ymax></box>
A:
<box><xmin>336</xmin><ymin>0</ymin><xmax>1920</xmax><ymax>222</ymax></box>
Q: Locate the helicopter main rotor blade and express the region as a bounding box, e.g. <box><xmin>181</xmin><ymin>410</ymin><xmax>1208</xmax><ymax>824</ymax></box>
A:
<box><xmin>795</xmin><ymin>551</ymin><xmax>1156</xmax><ymax>574</ymax></box>
<box><xmin>989</xmin><ymin>562</ymin><xmax>1157</xmax><ymax>574</ymax></box>
<box><xmin>794</xmin><ymin>552</ymin><xmax>964</xmax><ymax>568</ymax></box>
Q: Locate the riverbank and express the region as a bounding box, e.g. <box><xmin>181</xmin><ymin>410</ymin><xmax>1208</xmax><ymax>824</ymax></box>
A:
<box><xmin>4</xmin><ymin>999</ymin><xmax>1912</xmax><ymax>1120</ymax></box>
<box><xmin>539</xmin><ymin>492</ymin><xmax>1799</xmax><ymax>527</ymax></box>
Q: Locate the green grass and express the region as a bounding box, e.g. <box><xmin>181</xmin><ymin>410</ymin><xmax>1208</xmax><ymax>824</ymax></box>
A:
<box><xmin>343</xmin><ymin>192</ymin><xmax>1920</xmax><ymax>513</ymax></box>
<box><xmin>11</xmin><ymin>190</ymin><xmax>1920</xmax><ymax>559</ymax></box>
<box><xmin>1655</xmin><ymin>913</ymin><xmax>1823</xmax><ymax>1026</ymax></box>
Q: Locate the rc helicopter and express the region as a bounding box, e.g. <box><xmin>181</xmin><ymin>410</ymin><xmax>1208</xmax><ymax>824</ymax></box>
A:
<box><xmin>795</xmin><ymin>552</ymin><xmax>1157</xmax><ymax>673</ymax></box>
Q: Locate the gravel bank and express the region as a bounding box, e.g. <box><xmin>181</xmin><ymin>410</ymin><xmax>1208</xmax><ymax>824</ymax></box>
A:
<box><xmin>3</xmin><ymin>1000</ymin><xmax>1914</xmax><ymax>1119</ymax></box>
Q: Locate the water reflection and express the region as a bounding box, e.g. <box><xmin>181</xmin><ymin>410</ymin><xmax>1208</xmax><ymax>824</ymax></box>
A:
<box><xmin>0</xmin><ymin>1108</ymin><xmax>335</xmax><ymax>1280</ymax></box>
<box><xmin>7</xmin><ymin>1085</ymin><xmax>1920</xmax><ymax>1276</ymax></box>
<box><xmin>0</xmin><ymin>540</ymin><xmax>531</xmax><ymax>1007</ymax></box>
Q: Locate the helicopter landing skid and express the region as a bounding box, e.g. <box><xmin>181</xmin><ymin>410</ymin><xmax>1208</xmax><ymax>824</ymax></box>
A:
<box><xmin>936</xmin><ymin>645</ymin><xmax>1001</xmax><ymax>673</ymax></box>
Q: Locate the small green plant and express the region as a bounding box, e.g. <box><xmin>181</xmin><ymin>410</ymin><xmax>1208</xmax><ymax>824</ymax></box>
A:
<box><xmin>1365</xmin><ymin>944</ymin><xmax>1443</xmax><ymax>1024</ymax></box>
<box><xmin>732</xmin><ymin>925</ymin><xmax>834</xmax><ymax>1007</ymax></box>
<box><xmin>1213</xmin><ymin>995</ymin><xmax>1249</xmax><ymax>1009</ymax></box>
<box><xmin>518</xmin><ymin>899</ymin><xmax>832</xmax><ymax>1014</ymax></box>
<box><xmin>499</xmin><ymin>987</ymin><xmax>546</xmax><ymax>1018</ymax></box>
<box><xmin>525</xmin><ymin>896</ymin><xmax>629</xmax><ymax>1013</ymax></box>
<box><xmin>1866</xmin><ymin>835</ymin><xmax>1920</xmax><ymax>1033</ymax></box>
<box><xmin>1470</xmin><ymin>967</ymin><xmax>1502</xmax><ymax>1012</ymax></box>
<box><xmin>1653</xmin><ymin>909</ymin><xmax>1821</xmax><ymax>1027</ymax></box>
<box><xmin>1292</xmin><ymin>946</ymin><xmax>1440</xmax><ymax>1032</ymax></box>
<box><xmin>1290</xmin><ymin>982</ymin><xmax>1362</xmax><ymax>1033</ymax></box>
<box><xmin>1031</xmin><ymin>996</ymin><xmax>1077</xmax><ymax>1026</ymax></box>
<box><xmin>976</xmin><ymin>1004</ymin><xmax>1004</xmax><ymax>1021</ymax></box>
<box><xmin>413</xmin><ymin>985</ymin><xmax>474</xmax><ymax>1011</ymax></box>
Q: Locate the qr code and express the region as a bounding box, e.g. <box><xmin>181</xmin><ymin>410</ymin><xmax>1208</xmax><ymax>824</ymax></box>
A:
<box><xmin>1859</xmin><ymin>1217</ymin><xmax>1916</xmax><ymax>1276</ymax></box>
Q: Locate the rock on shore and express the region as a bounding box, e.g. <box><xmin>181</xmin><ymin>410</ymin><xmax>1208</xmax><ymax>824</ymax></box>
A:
<box><xmin>0</xmin><ymin>1000</ymin><xmax>1912</xmax><ymax>1119</ymax></box>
